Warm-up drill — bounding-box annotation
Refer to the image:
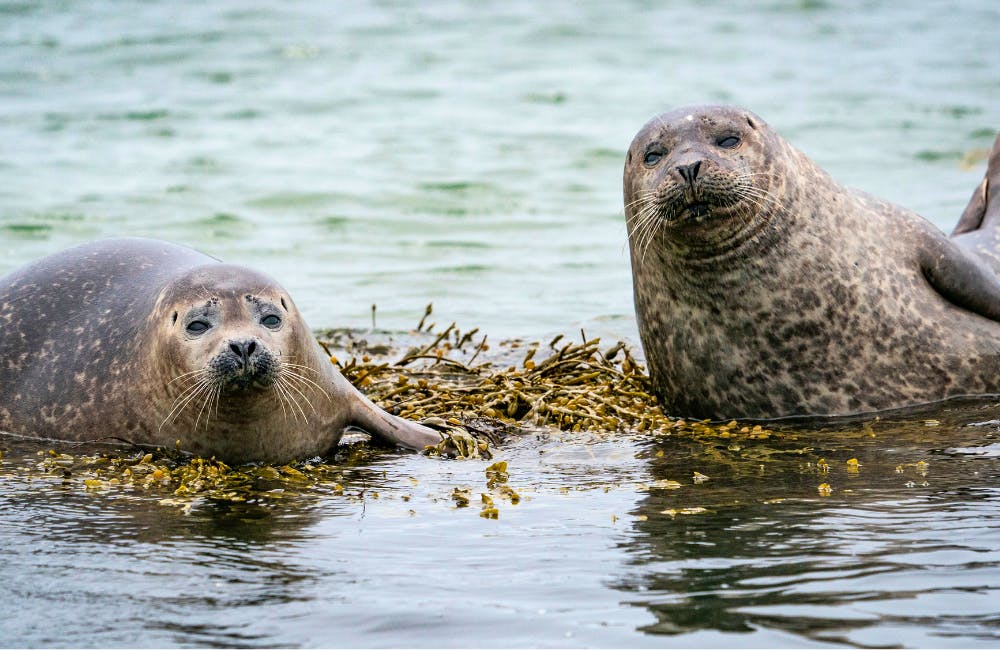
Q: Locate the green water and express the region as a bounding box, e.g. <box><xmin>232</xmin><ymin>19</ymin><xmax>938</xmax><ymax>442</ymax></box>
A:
<box><xmin>2</xmin><ymin>0</ymin><xmax>1000</xmax><ymax>647</ymax></box>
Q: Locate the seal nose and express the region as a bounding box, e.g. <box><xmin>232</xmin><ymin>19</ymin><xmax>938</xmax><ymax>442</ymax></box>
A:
<box><xmin>229</xmin><ymin>339</ymin><xmax>258</xmax><ymax>365</ymax></box>
<box><xmin>677</xmin><ymin>161</ymin><xmax>702</xmax><ymax>186</ymax></box>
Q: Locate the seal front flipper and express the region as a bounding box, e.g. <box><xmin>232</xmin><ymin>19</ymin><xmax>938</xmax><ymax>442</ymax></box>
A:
<box><xmin>957</xmin><ymin>132</ymin><xmax>1000</xmax><ymax>232</ymax></box>
<box><xmin>340</xmin><ymin>377</ymin><xmax>444</xmax><ymax>451</ymax></box>
<box><xmin>919</xmin><ymin>232</ymin><xmax>1000</xmax><ymax>323</ymax></box>
<box><xmin>951</xmin><ymin>132</ymin><xmax>1000</xmax><ymax>273</ymax></box>
<box><xmin>951</xmin><ymin>176</ymin><xmax>987</xmax><ymax>236</ymax></box>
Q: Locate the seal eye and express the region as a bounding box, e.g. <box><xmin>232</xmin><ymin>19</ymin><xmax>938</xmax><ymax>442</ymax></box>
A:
<box><xmin>261</xmin><ymin>314</ymin><xmax>281</xmax><ymax>329</ymax></box>
<box><xmin>644</xmin><ymin>151</ymin><xmax>663</xmax><ymax>166</ymax></box>
<box><xmin>186</xmin><ymin>320</ymin><xmax>211</xmax><ymax>334</ymax></box>
<box><xmin>717</xmin><ymin>136</ymin><xmax>740</xmax><ymax>149</ymax></box>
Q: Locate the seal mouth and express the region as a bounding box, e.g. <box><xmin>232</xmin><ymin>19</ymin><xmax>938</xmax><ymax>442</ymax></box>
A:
<box><xmin>683</xmin><ymin>202</ymin><xmax>711</xmax><ymax>217</ymax></box>
<box><xmin>222</xmin><ymin>366</ymin><xmax>275</xmax><ymax>390</ymax></box>
<box><xmin>669</xmin><ymin>200</ymin><xmax>715</xmax><ymax>225</ymax></box>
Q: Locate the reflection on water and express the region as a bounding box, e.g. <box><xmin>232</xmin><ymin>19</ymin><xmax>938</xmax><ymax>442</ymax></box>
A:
<box><xmin>619</xmin><ymin>403</ymin><xmax>1000</xmax><ymax>647</ymax></box>
<box><xmin>3</xmin><ymin>402</ymin><xmax>1000</xmax><ymax>647</ymax></box>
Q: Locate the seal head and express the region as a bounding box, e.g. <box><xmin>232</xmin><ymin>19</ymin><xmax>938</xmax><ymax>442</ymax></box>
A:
<box><xmin>145</xmin><ymin>264</ymin><xmax>319</xmax><ymax>441</ymax></box>
<box><xmin>626</xmin><ymin>105</ymin><xmax>786</xmax><ymax>260</ymax></box>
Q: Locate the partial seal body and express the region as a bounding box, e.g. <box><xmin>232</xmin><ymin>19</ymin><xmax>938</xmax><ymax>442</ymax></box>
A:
<box><xmin>0</xmin><ymin>238</ymin><xmax>442</xmax><ymax>463</ymax></box>
<box><xmin>624</xmin><ymin>105</ymin><xmax>1000</xmax><ymax>419</ymax></box>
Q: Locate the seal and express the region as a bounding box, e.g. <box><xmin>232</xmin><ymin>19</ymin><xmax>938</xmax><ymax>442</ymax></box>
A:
<box><xmin>624</xmin><ymin>105</ymin><xmax>1000</xmax><ymax>420</ymax></box>
<box><xmin>0</xmin><ymin>237</ymin><xmax>444</xmax><ymax>463</ymax></box>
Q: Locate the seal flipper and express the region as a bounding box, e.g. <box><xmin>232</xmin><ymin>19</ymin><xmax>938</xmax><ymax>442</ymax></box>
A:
<box><xmin>951</xmin><ymin>177</ymin><xmax>987</xmax><ymax>236</ymax></box>
<box><xmin>954</xmin><ymin>132</ymin><xmax>1000</xmax><ymax>236</ymax></box>
<box><xmin>344</xmin><ymin>383</ymin><xmax>444</xmax><ymax>451</ymax></box>
<box><xmin>951</xmin><ymin>131</ymin><xmax>1000</xmax><ymax>274</ymax></box>
<box><xmin>919</xmin><ymin>233</ymin><xmax>1000</xmax><ymax>323</ymax></box>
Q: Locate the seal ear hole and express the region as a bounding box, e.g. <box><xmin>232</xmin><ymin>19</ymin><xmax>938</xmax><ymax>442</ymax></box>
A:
<box><xmin>171</xmin><ymin>312</ymin><xmax>178</xmax><ymax>325</ymax></box>
<box><xmin>746</xmin><ymin>116</ymin><xmax>757</xmax><ymax>130</ymax></box>
<box><xmin>280</xmin><ymin>297</ymin><xmax>288</xmax><ymax>311</ymax></box>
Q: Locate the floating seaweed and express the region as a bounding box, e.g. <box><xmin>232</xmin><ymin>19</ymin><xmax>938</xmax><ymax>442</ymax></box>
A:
<box><xmin>28</xmin><ymin>442</ymin><xmax>381</xmax><ymax>508</ymax></box>
<box><xmin>15</xmin><ymin>305</ymin><xmax>788</xmax><ymax>505</ymax></box>
<box><xmin>324</xmin><ymin>304</ymin><xmax>693</xmax><ymax>439</ymax></box>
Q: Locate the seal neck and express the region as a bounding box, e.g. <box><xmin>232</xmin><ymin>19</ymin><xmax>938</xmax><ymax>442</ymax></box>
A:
<box><xmin>633</xmin><ymin>200</ymin><xmax>791</xmax><ymax>294</ymax></box>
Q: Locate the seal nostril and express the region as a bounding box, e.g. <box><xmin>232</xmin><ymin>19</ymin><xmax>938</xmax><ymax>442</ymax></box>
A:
<box><xmin>677</xmin><ymin>161</ymin><xmax>702</xmax><ymax>185</ymax></box>
<box><xmin>229</xmin><ymin>339</ymin><xmax>257</xmax><ymax>362</ymax></box>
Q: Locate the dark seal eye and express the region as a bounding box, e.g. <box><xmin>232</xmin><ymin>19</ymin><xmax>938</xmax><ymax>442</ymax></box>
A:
<box><xmin>644</xmin><ymin>151</ymin><xmax>663</xmax><ymax>166</ymax></box>
<box><xmin>717</xmin><ymin>136</ymin><xmax>740</xmax><ymax>149</ymax></box>
<box><xmin>186</xmin><ymin>320</ymin><xmax>211</xmax><ymax>334</ymax></box>
<box><xmin>261</xmin><ymin>314</ymin><xmax>281</xmax><ymax>328</ymax></box>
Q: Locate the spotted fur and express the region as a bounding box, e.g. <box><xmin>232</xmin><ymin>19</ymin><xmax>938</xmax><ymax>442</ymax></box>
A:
<box><xmin>624</xmin><ymin>105</ymin><xmax>1000</xmax><ymax>419</ymax></box>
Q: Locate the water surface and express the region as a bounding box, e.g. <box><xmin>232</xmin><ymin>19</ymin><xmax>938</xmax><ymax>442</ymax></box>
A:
<box><xmin>2</xmin><ymin>1</ymin><xmax>1000</xmax><ymax>647</ymax></box>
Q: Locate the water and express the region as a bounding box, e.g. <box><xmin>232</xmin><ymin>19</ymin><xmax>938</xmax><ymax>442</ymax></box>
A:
<box><xmin>3</xmin><ymin>403</ymin><xmax>1000</xmax><ymax>647</ymax></box>
<box><xmin>1</xmin><ymin>0</ymin><xmax>1000</xmax><ymax>646</ymax></box>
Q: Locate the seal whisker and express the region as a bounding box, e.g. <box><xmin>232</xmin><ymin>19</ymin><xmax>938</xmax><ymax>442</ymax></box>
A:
<box><xmin>628</xmin><ymin>201</ymin><xmax>663</xmax><ymax>250</ymax></box>
<box><xmin>176</xmin><ymin>381</ymin><xmax>214</xmax><ymax>429</ymax></box>
<box><xmin>627</xmin><ymin>201</ymin><xmax>660</xmax><ymax>233</ymax></box>
<box><xmin>624</xmin><ymin>190</ymin><xmax>658</xmax><ymax>211</ymax></box>
<box><xmin>633</xmin><ymin>204</ymin><xmax>666</xmax><ymax>263</ymax></box>
<box><xmin>162</xmin><ymin>378</ymin><xmax>211</xmax><ymax>424</ymax></box>
<box><xmin>272</xmin><ymin>380</ymin><xmax>298</xmax><ymax>423</ymax></box>
<box><xmin>280</xmin><ymin>375</ymin><xmax>319</xmax><ymax>415</ymax></box>
<box><xmin>628</xmin><ymin>191</ymin><xmax>660</xmax><ymax>215</ymax></box>
<box><xmin>211</xmin><ymin>383</ymin><xmax>222</xmax><ymax>424</ymax></box>
<box><xmin>159</xmin><ymin>377</ymin><xmax>214</xmax><ymax>431</ymax></box>
<box><xmin>279</xmin><ymin>362</ymin><xmax>321</xmax><ymax>375</ymax></box>
<box><xmin>193</xmin><ymin>381</ymin><xmax>217</xmax><ymax>431</ymax></box>
<box><xmin>736</xmin><ymin>186</ymin><xmax>787</xmax><ymax>216</ymax></box>
<box><xmin>636</xmin><ymin>221</ymin><xmax>659</xmax><ymax>263</ymax></box>
<box><xmin>638</xmin><ymin>221</ymin><xmax>661</xmax><ymax>263</ymax></box>
<box><xmin>281</xmin><ymin>369</ymin><xmax>332</xmax><ymax>401</ymax></box>
<box><xmin>167</xmin><ymin>368</ymin><xmax>210</xmax><ymax>386</ymax></box>
<box><xmin>275</xmin><ymin>377</ymin><xmax>309</xmax><ymax>423</ymax></box>
<box><xmin>274</xmin><ymin>382</ymin><xmax>291</xmax><ymax>423</ymax></box>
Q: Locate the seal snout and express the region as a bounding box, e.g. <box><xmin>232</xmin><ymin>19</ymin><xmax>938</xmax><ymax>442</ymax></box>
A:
<box><xmin>212</xmin><ymin>336</ymin><xmax>277</xmax><ymax>389</ymax></box>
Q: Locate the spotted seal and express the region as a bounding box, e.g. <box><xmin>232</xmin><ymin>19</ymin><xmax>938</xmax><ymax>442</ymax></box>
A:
<box><xmin>0</xmin><ymin>238</ymin><xmax>444</xmax><ymax>463</ymax></box>
<box><xmin>624</xmin><ymin>105</ymin><xmax>1000</xmax><ymax>419</ymax></box>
